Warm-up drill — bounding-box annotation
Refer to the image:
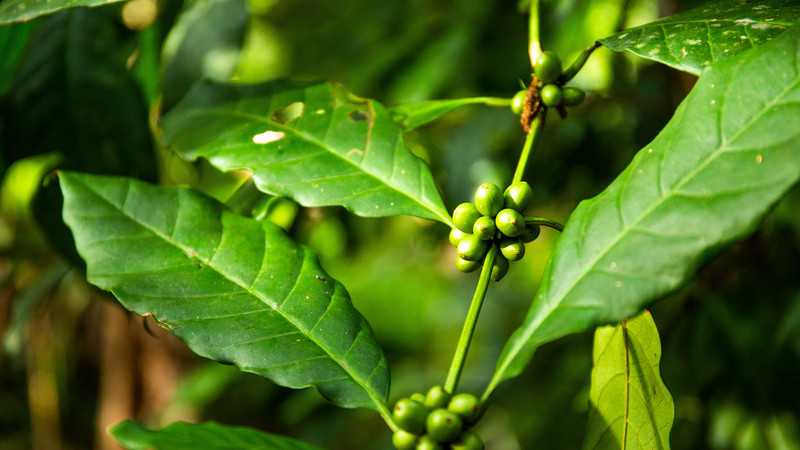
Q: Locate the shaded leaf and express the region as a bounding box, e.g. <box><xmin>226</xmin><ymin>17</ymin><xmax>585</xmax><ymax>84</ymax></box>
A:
<box><xmin>110</xmin><ymin>420</ymin><xmax>322</xmax><ymax>450</ymax></box>
<box><xmin>487</xmin><ymin>21</ymin><xmax>800</xmax><ymax>395</ymax></box>
<box><xmin>0</xmin><ymin>21</ymin><xmax>37</xmax><ymax>94</ymax></box>
<box><xmin>59</xmin><ymin>172</ymin><xmax>390</xmax><ymax>411</ymax></box>
<box><xmin>161</xmin><ymin>80</ymin><xmax>452</xmax><ymax>224</ymax></box>
<box><xmin>583</xmin><ymin>311</ymin><xmax>674</xmax><ymax>450</ymax></box>
<box><xmin>389</xmin><ymin>97</ymin><xmax>510</xmax><ymax>131</ymax></box>
<box><xmin>0</xmin><ymin>0</ymin><xmax>124</xmax><ymax>25</ymax></box>
<box><xmin>600</xmin><ymin>0</ymin><xmax>799</xmax><ymax>75</ymax></box>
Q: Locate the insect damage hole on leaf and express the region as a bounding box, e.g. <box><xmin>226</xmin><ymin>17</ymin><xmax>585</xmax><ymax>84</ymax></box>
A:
<box><xmin>271</xmin><ymin>101</ymin><xmax>305</xmax><ymax>125</ymax></box>
<box><xmin>348</xmin><ymin>109</ymin><xmax>370</xmax><ymax>122</ymax></box>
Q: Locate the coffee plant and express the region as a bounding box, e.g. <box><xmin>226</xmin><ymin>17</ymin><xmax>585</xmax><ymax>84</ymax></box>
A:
<box><xmin>2</xmin><ymin>0</ymin><xmax>800</xmax><ymax>448</ymax></box>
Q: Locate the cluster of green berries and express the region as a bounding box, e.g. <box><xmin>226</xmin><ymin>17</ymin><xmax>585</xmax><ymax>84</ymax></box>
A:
<box><xmin>449</xmin><ymin>182</ymin><xmax>540</xmax><ymax>281</ymax></box>
<box><xmin>392</xmin><ymin>386</ymin><xmax>484</xmax><ymax>450</ymax></box>
<box><xmin>511</xmin><ymin>51</ymin><xmax>586</xmax><ymax>114</ymax></box>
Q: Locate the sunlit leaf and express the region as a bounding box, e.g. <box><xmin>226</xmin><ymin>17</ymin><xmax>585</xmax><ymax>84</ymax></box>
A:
<box><xmin>583</xmin><ymin>311</ymin><xmax>674</xmax><ymax>450</ymax></box>
<box><xmin>161</xmin><ymin>80</ymin><xmax>452</xmax><ymax>224</ymax></box>
<box><xmin>389</xmin><ymin>97</ymin><xmax>510</xmax><ymax>131</ymax></box>
<box><xmin>0</xmin><ymin>0</ymin><xmax>124</xmax><ymax>25</ymax></box>
<box><xmin>600</xmin><ymin>0</ymin><xmax>799</xmax><ymax>75</ymax></box>
<box><xmin>487</xmin><ymin>21</ymin><xmax>800</xmax><ymax>395</ymax></box>
<box><xmin>59</xmin><ymin>172</ymin><xmax>390</xmax><ymax>411</ymax></box>
<box><xmin>110</xmin><ymin>420</ymin><xmax>322</xmax><ymax>450</ymax></box>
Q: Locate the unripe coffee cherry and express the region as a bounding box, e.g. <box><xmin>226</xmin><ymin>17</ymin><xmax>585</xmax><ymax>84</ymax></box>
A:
<box><xmin>416</xmin><ymin>435</ymin><xmax>444</xmax><ymax>450</ymax></box>
<box><xmin>520</xmin><ymin>224</ymin><xmax>541</xmax><ymax>243</ymax></box>
<box><xmin>510</xmin><ymin>90</ymin><xmax>527</xmax><ymax>115</ymax></box>
<box><xmin>453</xmin><ymin>203</ymin><xmax>481</xmax><ymax>233</ymax></box>
<box><xmin>450</xmin><ymin>430</ymin><xmax>484</xmax><ymax>450</ymax></box>
<box><xmin>449</xmin><ymin>228</ymin><xmax>466</xmax><ymax>247</ymax></box>
<box><xmin>455</xmin><ymin>257</ymin><xmax>482</xmax><ymax>273</ymax></box>
<box><xmin>534</xmin><ymin>51</ymin><xmax>562</xmax><ymax>84</ymax></box>
<box><xmin>457</xmin><ymin>234</ymin><xmax>489</xmax><ymax>262</ymax></box>
<box><xmin>491</xmin><ymin>255</ymin><xmax>510</xmax><ymax>282</ymax></box>
<box><xmin>472</xmin><ymin>216</ymin><xmax>496</xmax><ymax>241</ymax></box>
<box><xmin>499</xmin><ymin>237</ymin><xmax>525</xmax><ymax>261</ymax></box>
<box><xmin>503</xmin><ymin>182</ymin><xmax>533</xmax><ymax>212</ymax></box>
<box><xmin>393</xmin><ymin>398</ymin><xmax>428</xmax><ymax>434</ymax></box>
<box><xmin>562</xmin><ymin>86</ymin><xmax>586</xmax><ymax>106</ymax></box>
<box><xmin>392</xmin><ymin>429</ymin><xmax>417</xmax><ymax>449</ymax></box>
<box><xmin>474</xmin><ymin>183</ymin><xmax>503</xmax><ymax>217</ymax></box>
<box><xmin>540</xmin><ymin>84</ymin><xmax>563</xmax><ymax>106</ymax></box>
<box><xmin>447</xmin><ymin>393</ymin><xmax>482</xmax><ymax>425</ymax></box>
<box><xmin>495</xmin><ymin>209</ymin><xmax>525</xmax><ymax>237</ymax></box>
<box><xmin>410</xmin><ymin>392</ymin><xmax>427</xmax><ymax>404</ymax></box>
<box><xmin>425</xmin><ymin>386</ymin><xmax>451</xmax><ymax>409</ymax></box>
<box><xmin>426</xmin><ymin>408</ymin><xmax>463</xmax><ymax>443</ymax></box>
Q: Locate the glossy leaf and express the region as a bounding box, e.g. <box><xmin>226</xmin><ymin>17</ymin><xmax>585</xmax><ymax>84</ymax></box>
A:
<box><xmin>600</xmin><ymin>0</ymin><xmax>799</xmax><ymax>75</ymax></box>
<box><xmin>389</xmin><ymin>97</ymin><xmax>510</xmax><ymax>131</ymax></box>
<box><xmin>161</xmin><ymin>80</ymin><xmax>452</xmax><ymax>224</ymax></box>
<box><xmin>59</xmin><ymin>172</ymin><xmax>390</xmax><ymax>412</ymax></box>
<box><xmin>110</xmin><ymin>420</ymin><xmax>322</xmax><ymax>450</ymax></box>
<box><xmin>487</xmin><ymin>22</ymin><xmax>800</xmax><ymax>395</ymax></box>
<box><xmin>583</xmin><ymin>311</ymin><xmax>674</xmax><ymax>450</ymax></box>
<box><xmin>0</xmin><ymin>0</ymin><xmax>124</xmax><ymax>25</ymax></box>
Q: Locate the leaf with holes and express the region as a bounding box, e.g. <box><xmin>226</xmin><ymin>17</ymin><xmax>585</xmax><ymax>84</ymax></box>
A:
<box><xmin>59</xmin><ymin>172</ymin><xmax>390</xmax><ymax>412</ymax></box>
<box><xmin>110</xmin><ymin>420</ymin><xmax>322</xmax><ymax>450</ymax></box>
<box><xmin>486</xmin><ymin>21</ymin><xmax>800</xmax><ymax>396</ymax></box>
<box><xmin>389</xmin><ymin>97</ymin><xmax>510</xmax><ymax>131</ymax></box>
<box><xmin>583</xmin><ymin>311</ymin><xmax>674</xmax><ymax>450</ymax></box>
<box><xmin>161</xmin><ymin>80</ymin><xmax>452</xmax><ymax>225</ymax></box>
<box><xmin>0</xmin><ymin>0</ymin><xmax>126</xmax><ymax>25</ymax></box>
<box><xmin>600</xmin><ymin>0</ymin><xmax>799</xmax><ymax>75</ymax></box>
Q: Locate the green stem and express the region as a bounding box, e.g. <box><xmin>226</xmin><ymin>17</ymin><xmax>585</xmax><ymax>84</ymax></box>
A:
<box><xmin>512</xmin><ymin>111</ymin><xmax>545</xmax><ymax>184</ymax></box>
<box><xmin>380</xmin><ymin>408</ymin><xmax>400</xmax><ymax>433</ymax></box>
<box><xmin>524</xmin><ymin>216</ymin><xmax>564</xmax><ymax>232</ymax></box>
<box><xmin>559</xmin><ymin>41</ymin><xmax>601</xmax><ymax>83</ymax></box>
<box><xmin>528</xmin><ymin>0</ymin><xmax>541</xmax><ymax>66</ymax></box>
<box><xmin>444</xmin><ymin>245</ymin><xmax>499</xmax><ymax>394</ymax></box>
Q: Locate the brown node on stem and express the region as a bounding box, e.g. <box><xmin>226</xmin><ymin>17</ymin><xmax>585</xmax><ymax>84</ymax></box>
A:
<box><xmin>520</xmin><ymin>74</ymin><xmax>540</xmax><ymax>133</ymax></box>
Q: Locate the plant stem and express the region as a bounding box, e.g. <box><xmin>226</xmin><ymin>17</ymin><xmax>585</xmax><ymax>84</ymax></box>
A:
<box><xmin>444</xmin><ymin>245</ymin><xmax>499</xmax><ymax>394</ymax></box>
<box><xmin>559</xmin><ymin>41</ymin><xmax>601</xmax><ymax>83</ymax></box>
<box><xmin>528</xmin><ymin>0</ymin><xmax>541</xmax><ymax>67</ymax></box>
<box><xmin>512</xmin><ymin>111</ymin><xmax>545</xmax><ymax>184</ymax></box>
<box><xmin>525</xmin><ymin>216</ymin><xmax>564</xmax><ymax>232</ymax></box>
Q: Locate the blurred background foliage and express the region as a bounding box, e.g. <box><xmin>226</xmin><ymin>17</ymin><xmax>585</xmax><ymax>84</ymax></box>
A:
<box><xmin>1</xmin><ymin>0</ymin><xmax>799</xmax><ymax>448</ymax></box>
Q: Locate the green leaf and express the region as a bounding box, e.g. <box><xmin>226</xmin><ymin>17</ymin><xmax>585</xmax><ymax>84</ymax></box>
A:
<box><xmin>583</xmin><ymin>311</ymin><xmax>674</xmax><ymax>450</ymax></box>
<box><xmin>0</xmin><ymin>0</ymin><xmax>125</xmax><ymax>25</ymax></box>
<box><xmin>389</xmin><ymin>97</ymin><xmax>511</xmax><ymax>131</ymax></box>
<box><xmin>59</xmin><ymin>172</ymin><xmax>390</xmax><ymax>412</ymax></box>
<box><xmin>0</xmin><ymin>21</ymin><xmax>37</xmax><ymax>94</ymax></box>
<box><xmin>110</xmin><ymin>420</ymin><xmax>322</xmax><ymax>450</ymax></box>
<box><xmin>486</xmin><ymin>21</ymin><xmax>800</xmax><ymax>396</ymax></box>
<box><xmin>600</xmin><ymin>0</ymin><xmax>800</xmax><ymax>75</ymax></box>
<box><xmin>161</xmin><ymin>80</ymin><xmax>452</xmax><ymax>225</ymax></box>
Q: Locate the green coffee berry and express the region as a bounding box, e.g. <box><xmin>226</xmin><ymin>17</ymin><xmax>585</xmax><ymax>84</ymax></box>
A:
<box><xmin>510</xmin><ymin>90</ymin><xmax>527</xmax><ymax>115</ymax></box>
<box><xmin>491</xmin><ymin>255</ymin><xmax>510</xmax><ymax>281</ymax></box>
<box><xmin>534</xmin><ymin>51</ymin><xmax>562</xmax><ymax>84</ymax></box>
<box><xmin>472</xmin><ymin>216</ymin><xmax>496</xmax><ymax>241</ymax></box>
<box><xmin>520</xmin><ymin>224</ymin><xmax>541</xmax><ymax>243</ymax></box>
<box><xmin>393</xmin><ymin>398</ymin><xmax>428</xmax><ymax>435</ymax></box>
<box><xmin>426</xmin><ymin>408</ymin><xmax>463</xmax><ymax>443</ymax></box>
<box><xmin>500</xmin><ymin>237</ymin><xmax>525</xmax><ymax>261</ymax></box>
<box><xmin>453</xmin><ymin>203</ymin><xmax>481</xmax><ymax>233</ymax></box>
<box><xmin>410</xmin><ymin>392</ymin><xmax>427</xmax><ymax>404</ymax></box>
<box><xmin>503</xmin><ymin>182</ymin><xmax>533</xmax><ymax>212</ymax></box>
<box><xmin>455</xmin><ymin>257</ymin><xmax>482</xmax><ymax>273</ymax></box>
<box><xmin>425</xmin><ymin>386</ymin><xmax>451</xmax><ymax>409</ymax></box>
<box><xmin>540</xmin><ymin>84</ymin><xmax>563</xmax><ymax>107</ymax></box>
<box><xmin>457</xmin><ymin>234</ymin><xmax>489</xmax><ymax>262</ymax></box>
<box><xmin>416</xmin><ymin>435</ymin><xmax>444</xmax><ymax>450</ymax></box>
<box><xmin>474</xmin><ymin>183</ymin><xmax>503</xmax><ymax>217</ymax></box>
<box><xmin>450</xmin><ymin>430</ymin><xmax>484</xmax><ymax>450</ymax></box>
<box><xmin>449</xmin><ymin>228</ymin><xmax>466</xmax><ymax>247</ymax></box>
<box><xmin>562</xmin><ymin>86</ymin><xmax>586</xmax><ymax>107</ymax></box>
<box><xmin>495</xmin><ymin>208</ymin><xmax>525</xmax><ymax>237</ymax></box>
<box><xmin>392</xmin><ymin>429</ymin><xmax>418</xmax><ymax>449</ymax></box>
<box><xmin>447</xmin><ymin>393</ymin><xmax>481</xmax><ymax>425</ymax></box>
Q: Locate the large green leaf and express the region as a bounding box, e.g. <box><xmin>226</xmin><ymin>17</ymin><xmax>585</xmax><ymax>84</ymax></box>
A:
<box><xmin>59</xmin><ymin>172</ymin><xmax>390</xmax><ymax>412</ymax></box>
<box><xmin>0</xmin><ymin>0</ymin><xmax>124</xmax><ymax>25</ymax></box>
<box><xmin>389</xmin><ymin>97</ymin><xmax>510</xmax><ymax>131</ymax></box>
<box><xmin>161</xmin><ymin>80</ymin><xmax>452</xmax><ymax>225</ymax></box>
<box><xmin>600</xmin><ymin>0</ymin><xmax>800</xmax><ymax>75</ymax></box>
<box><xmin>110</xmin><ymin>420</ymin><xmax>322</xmax><ymax>450</ymax></box>
<box><xmin>583</xmin><ymin>311</ymin><xmax>674</xmax><ymax>450</ymax></box>
<box><xmin>486</xmin><ymin>21</ymin><xmax>800</xmax><ymax>396</ymax></box>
